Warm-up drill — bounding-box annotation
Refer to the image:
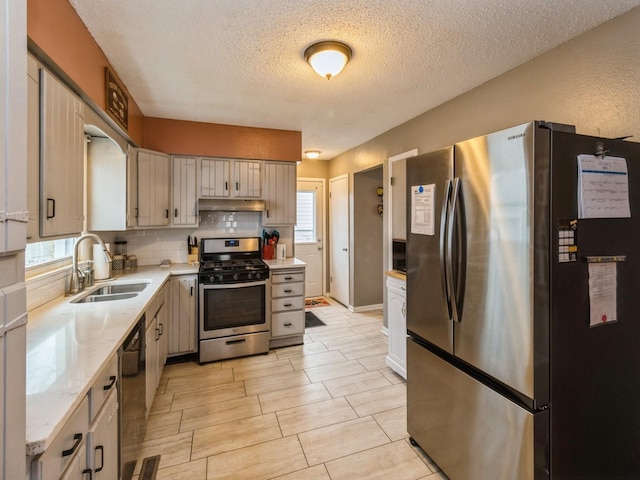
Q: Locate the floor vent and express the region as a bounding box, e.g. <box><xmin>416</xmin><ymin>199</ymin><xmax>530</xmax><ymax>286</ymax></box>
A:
<box><xmin>139</xmin><ymin>455</ymin><xmax>161</xmax><ymax>480</ymax></box>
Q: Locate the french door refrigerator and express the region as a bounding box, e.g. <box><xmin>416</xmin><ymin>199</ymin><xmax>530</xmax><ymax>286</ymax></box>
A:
<box><xmin>406</xmin><ymin>121</ymin><xmax>640</xmax><ymax>480</ymax></box>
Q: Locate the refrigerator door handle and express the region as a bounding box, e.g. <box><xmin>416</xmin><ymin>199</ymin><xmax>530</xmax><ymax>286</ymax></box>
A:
<box><xmin>448</xmin><ymin>177</ymin><xmax>465</xmax><ymax>323</ymax></box>
<box><xmin>440</xmin><ymin>180</ymin><xmax>453</xmax><ymax>319</ymax></box>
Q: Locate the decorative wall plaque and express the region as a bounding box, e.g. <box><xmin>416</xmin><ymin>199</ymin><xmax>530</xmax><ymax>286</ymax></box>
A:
<box><xmin>105</xmin><ymin>67</ymin><xmax>128</xmax><ymax>130</ymax></box>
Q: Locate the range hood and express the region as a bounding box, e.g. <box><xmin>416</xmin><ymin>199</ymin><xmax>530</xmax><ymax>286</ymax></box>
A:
<box><xmin>198</xmin><ymin>199</ymin><xmax>266</xmax><ymax>212</ymax></box>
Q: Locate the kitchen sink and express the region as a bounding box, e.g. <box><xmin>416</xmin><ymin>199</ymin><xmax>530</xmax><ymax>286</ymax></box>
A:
<box><xmin>73</xmin><ymin>292</ymin><xmax>139</xmax><ymax>303</ymax></box>
<box><xmin>90</xmin><ymin>282</ymin><xmax>149</xmax><ymax>295</ymax></box>
<box><xmin>71</xmin><ymin>281</ymin><xmax>150</xmax><ymax>304</ymax></box>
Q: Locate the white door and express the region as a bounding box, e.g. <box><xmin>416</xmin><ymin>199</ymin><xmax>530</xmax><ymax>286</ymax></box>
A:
<box><xmin>329</xmin><ymin>174</ymin><xmax>349</xmax><ymax>307</ymax></box>
<box><xmin>295</xmin><ymin>179</ymin><xmax>325</xmax><ymax>298</ymax></box>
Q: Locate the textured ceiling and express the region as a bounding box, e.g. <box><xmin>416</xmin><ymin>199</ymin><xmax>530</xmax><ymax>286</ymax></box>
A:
<box><xmin>69</xmin><ymin>0</ymin><xmax>640</xmax><ymax>160</ymax></box>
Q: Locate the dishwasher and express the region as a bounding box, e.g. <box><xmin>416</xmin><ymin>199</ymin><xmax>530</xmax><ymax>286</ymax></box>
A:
<box><xmin>119</xmin><ymin>315</ymin><xmax>146</xmax><ymax>479</ymax></box>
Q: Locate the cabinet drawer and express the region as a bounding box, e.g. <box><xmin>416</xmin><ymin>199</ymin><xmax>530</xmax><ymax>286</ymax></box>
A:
<box><xmin>89</xmin><ymin>353</ymin><xmax>118</xmax><ymax>422</ymax></box>
<box><xmin>272</xmin><ymin>296</ymin><xmax>304</xmax><ymax>312</ymax></box>
<box><xmin>32</xmin><ymin>396</ymin><xmax>89</xmax><ymax>480</ymax></box>
<box><xmin>272</xmin><ymin>272</ymin><xmax>304</xmax><ymax>284</ymax></box>
<box><xmin>272</xmin><ymin>311</ymin><xmax>305</xmax><ymax>337</ymax></box>
<box><xmin>272</xmin><ymin>282</ymin><xmax>304</xmax><ymax>298</ymax></box>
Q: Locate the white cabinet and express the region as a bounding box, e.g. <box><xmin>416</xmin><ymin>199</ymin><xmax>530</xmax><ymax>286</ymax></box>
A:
<box><xmin>169</xmin><ymin>275</ymin><xmax>197</xmax><ymax>355</ymax></box>
<box><xmin>200</xmin><ymin>157</ymin><xmax>261</xmax><ymax>198</ymax></box>
<box><xmin>88</xmin><ymin>391</ymin><xmax>118</xmax><ymax>480</ymax></box>
<box><xmin>270</xmin><ymin>268</ymin><xmax>305</xmax><ymax>348</ymax></box>
<box><xmin>136</xmin><ymin>149</ymin><xmax>171</xmax><ymax>227</ymax></box>
<box><xmin>39</xmin><ymin>68</ymin><xmax>85</xmax><ymax>238</ymax></box>
<box><xmin>263</xmin><ymin>162</ymin><xmax>297</xmax><ymax>226</ymax></box>
<box><xmin>172</xmin><ymin>156</ymin><xmax>198</xmax><ymax>226</ymax></box>
<box><xmin>386</xmin><ymin>275</ymin><xmax>407</xmax><ymax>379</ymax></box>
<box><xmin>145</xmin><ymin>284</ymin><xmax>168</xmax><ymax>413</ymax></box>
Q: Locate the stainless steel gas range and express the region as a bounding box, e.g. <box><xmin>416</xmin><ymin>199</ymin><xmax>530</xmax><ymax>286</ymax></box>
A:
<box><xmin>198</xmin><ymin>237</ymin><xmax>270</xmax><ymax>363</ymax></box>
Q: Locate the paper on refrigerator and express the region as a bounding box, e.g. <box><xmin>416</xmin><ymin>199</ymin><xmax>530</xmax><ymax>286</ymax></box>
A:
<box><xmin>588</xmin><ymin>262</ymin><xmax>617</xmax><ymax>327</ymax></box>
<box><xmin>577</xmin><ymin>155</ymin><xmax>630</xmax><ymax>218</ymax></box>
<box><xmin>411</xmin><ymin>184</ymin><xmax>435</xmax><ymax>235</ymax></box>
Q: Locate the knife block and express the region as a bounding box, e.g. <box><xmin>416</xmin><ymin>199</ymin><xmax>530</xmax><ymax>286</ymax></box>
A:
<box><xmin>188</xmin><ymin>246</ymin><xmax>199</xmax><ymax>263</ymax></box>
<box><xmin>262</xmin><ymin>244</ymin><xmax>275</xmax><ymax>260</ymax></box>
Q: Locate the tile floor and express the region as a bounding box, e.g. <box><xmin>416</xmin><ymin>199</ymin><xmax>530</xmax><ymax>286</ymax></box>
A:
<box><xmin>133</xmin><ymin>300</ymin><xmax>447</xmax><ymax>480</ymax></box>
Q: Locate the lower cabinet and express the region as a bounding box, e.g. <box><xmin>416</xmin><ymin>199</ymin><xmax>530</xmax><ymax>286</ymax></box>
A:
<box><xmin>270</xmin><ymin>268</ymin><xmax>306</xmax><ymax>348</ymax></box>
<box><xmin>146</xmin><ymin>283</ymin><xmax>168</xmax><ymax>414</ymax></box>
<box><xmin>169</xmin><ymin>275</ymin><xmax>197</xmax><ymax>355</ymax></box>
<box><xmin>30</xmin><ymin>353</ymin><xmax>119</xmax><ymax>479</ymax></box>
<box><xmin>386</xmin><ymin>275</ymin><xmax>407</xmax><ymax>379</ymax></box>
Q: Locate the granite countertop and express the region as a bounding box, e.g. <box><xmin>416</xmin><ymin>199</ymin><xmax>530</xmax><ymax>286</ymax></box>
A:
<box><xmin>25</xmin><ymin>264</ymin><xmax>198</xmax><ymax>456</ymax></box>
<box><xmin>263</xmin><ymin>257</ymin><xmax>306</xmax><ymax>269</ymax></box>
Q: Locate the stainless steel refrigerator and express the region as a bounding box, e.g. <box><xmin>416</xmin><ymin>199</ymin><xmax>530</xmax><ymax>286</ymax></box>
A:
<box><xmin>406</xmin><ymin>121</ymin><xmax>640</xmax><ymax>480</ymax></box>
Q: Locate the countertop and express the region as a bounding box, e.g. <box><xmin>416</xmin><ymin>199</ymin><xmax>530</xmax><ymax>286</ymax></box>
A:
<box><xmin>25</xmin><ymin>264</ymin><xmax>198</xmax><ymax>456</ymax></box>
<box><xmin>385</xmin><ymin>270</ymin><xmax>406</xmax><ymax>281</ymax></box>
<box><xmin>263</xmin><ymin>257</ymin><xmax>306</xmax><ymax>269</ymax></box>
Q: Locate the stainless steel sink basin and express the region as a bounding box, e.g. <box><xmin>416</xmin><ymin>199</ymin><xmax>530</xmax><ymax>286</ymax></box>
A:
<box><xmin>91</xmin><ymin>282</ymin><xmax>149</xmax><ymax>295</ymax></box>
<box><xmin>73</xmin><ymin>292</ymin><xmax>139</xmax><ymax>303</ymax></box>
<box><xmin>71</xmin><ymin>281</ymin><xmax>150</xmax><ymax>304</ymax></box>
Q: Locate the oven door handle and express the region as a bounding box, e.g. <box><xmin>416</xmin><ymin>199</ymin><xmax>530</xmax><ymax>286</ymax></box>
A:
<box><xmin>200</xmin><ymin>279</ymin><xmax>267</xmax><ymax>289</ymax></box>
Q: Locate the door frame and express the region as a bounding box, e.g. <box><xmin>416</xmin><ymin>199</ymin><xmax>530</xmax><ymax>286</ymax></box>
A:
<box><xmin>387</xmin><ymin>149</ymin><xmax>418</xmax><ymax>270</ymax></box>
<box><xmin>297</xmin><ymin>177</ymin><xmax>327</xmax><ymax>297</ymax></box>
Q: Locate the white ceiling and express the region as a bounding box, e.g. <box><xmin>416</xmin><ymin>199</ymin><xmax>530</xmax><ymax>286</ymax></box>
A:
<box><xmin>69</xmin><ymin>0</ymin><xmax>640</xmax><ymax>160</ymax></box>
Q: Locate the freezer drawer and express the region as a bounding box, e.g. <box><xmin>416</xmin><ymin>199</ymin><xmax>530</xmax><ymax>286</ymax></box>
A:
<box><xmin>407</xmin><ymin>341</ymin><xmax>549</xmax><ymax>480</ymax></box>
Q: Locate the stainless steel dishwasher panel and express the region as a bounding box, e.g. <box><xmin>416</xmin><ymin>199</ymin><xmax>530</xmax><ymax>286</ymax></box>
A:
<box><xmin>119</xmin><ymin>315</ymin><xmax>146</xmax><ymax>478</ymax></box>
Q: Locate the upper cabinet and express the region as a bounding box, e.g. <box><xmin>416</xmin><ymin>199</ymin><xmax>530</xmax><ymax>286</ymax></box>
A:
<box><xmin>39</xmin><ymin>69</ymin><xmax>85</xmax><ymax>238</ymax></box>
<box><xmin>136</xmin><ymin>149</ymin><xmax>171</xmax><ymax>227</ymax></box>
<box><xmin>263</xmin><ymin>162</ymin><xmax>297</xmax><ymax>226</ymax></box>
<box><xmin>172</xmin><ymin>156</ymin><xmax>198</xmax><ymax>226</ymax></box>
<box><xmin>200</xmin><ymin>158</ymin><xmax>261</xmax><ymax>199</ymax></box>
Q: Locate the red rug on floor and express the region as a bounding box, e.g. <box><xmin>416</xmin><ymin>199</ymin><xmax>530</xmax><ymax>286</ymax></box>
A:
<box><xmin>305</xmin><ymin>296</ymin><xmax>330</xmax><ymax>308</ymax></box>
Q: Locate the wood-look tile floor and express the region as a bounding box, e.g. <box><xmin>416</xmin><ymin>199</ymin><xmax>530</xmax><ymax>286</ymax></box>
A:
<box><xmin>133</xmin><ymin>301</ymin><xmax>447</xmax><ymax>480</ymax></box>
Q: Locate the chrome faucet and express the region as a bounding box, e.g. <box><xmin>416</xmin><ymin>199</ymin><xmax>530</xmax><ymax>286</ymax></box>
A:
<box><xmin>67</xmin><ymin>233</ymin><xmax>113</xmax><ymax>296</ymax></box>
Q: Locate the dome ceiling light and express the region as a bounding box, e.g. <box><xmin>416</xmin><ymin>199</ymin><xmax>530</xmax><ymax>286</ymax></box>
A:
<box><xmin>304</xmin><ymin>150</ymin><xmax>321</xmax><ymax>159</ymax></box>
<box><xmin>304</xmin><ymin>41</ymin><xmax>353</xmax><ymax>80</ymax></box>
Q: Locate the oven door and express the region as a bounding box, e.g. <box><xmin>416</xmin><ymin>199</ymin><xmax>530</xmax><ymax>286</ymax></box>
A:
<box><xmin>199</xmin><ymin>280</ymin><xmax>269</xmax><ymax>340</ymax></box>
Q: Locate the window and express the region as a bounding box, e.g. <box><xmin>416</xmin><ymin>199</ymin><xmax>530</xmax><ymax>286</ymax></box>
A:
<box><xmin>25</xmin><ymin>238</ymin><xmax>76</xmax><ymax>268</ymax></box>
<box><xmin>295</xmin><ymin>191</ymin><xmax>315</xmax><ymax>243</ymax></box>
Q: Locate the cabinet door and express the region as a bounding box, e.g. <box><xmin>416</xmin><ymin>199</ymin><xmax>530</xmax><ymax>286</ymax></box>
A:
<box><xmin>137</xmin><ymin>150</ymin><xmax>171</xmax><ymax>227</ymax></box>
<box><xmin>172</xmin><ymin>156</ymin><xmax>198</xmax><ymax>226</ymax></box>
<box><xmin>233</xmin><ymin>160</ymin><xmax>262</xmax><ymax>198</ymax></box>
<box><xmin>155</xmin><ymin>287</ymin><xmax>168</xmax><ymax>386</ymax></box>
<box><xmin>40</xmin><ymin>69</ymin><xmax>85</xmax><ymax>237</ymax></box>
<box><xmin>126</xmin><ymin>145</ymin><xmax>138</xmax><ymax>228</ymax></box>
<box><xmin>59</xmin><ymin>443</ymin><xmax>89</xmax><ymax>480</ymax></box>
<box><xmin>26</xmin><ymin>55</ymin><xmax>40</xmax><ymax>242</ymax></box>
<box><xmin>200</xmin><ymin>158</ymin><xmax>230</xmax><ymax>197</ymax></box>
<box><xmin>145</xmin><ymin>315</ymin><xmax>158</xmax><ymax>415</ymax></box>
<box><xmin>169</xmin><ymin>275</ymin><xmax>197</xmax><ymax>355</ymax></box>
<box><xmin>263</xmin><ymin>162</ymin><xmax>297</xmax><ymax>226</ymax></box>
<box><xmin>89</xmin><ymin>391</ymin><xmax>118</xmax><ymax>480</ymax></box>
<box><xmin>386</xmin><ymin>278</ymin><xmax>407</xmax><ymax>378</ymax></box>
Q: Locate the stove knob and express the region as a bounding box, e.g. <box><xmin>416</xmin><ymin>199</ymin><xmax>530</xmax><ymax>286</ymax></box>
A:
<box><xmin>248</xmin><ymin>273</ymin><xmax>253</xmax><ymax>280</ymax></box>
<box><xmin>256</xmin><ymin>271</ymin><xmax>261</xmax><ymax>279</ymax></box>
<box><xmin>217</xmin><ymin>274</ymin><xmax>224</xmax><ymax>282</ymax></box>
<box><xmin>233</xmin><ymin>273</ymin><xmax>239</xmax><ymax>281</ymax></box>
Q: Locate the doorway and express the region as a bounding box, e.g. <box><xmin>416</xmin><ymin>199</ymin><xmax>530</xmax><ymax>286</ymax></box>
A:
<box><xmin>295</xmin><ymin>178</ymin><xmax>325</xmax><ymax>298</ymax></box>
<box><xmin>329</xmin><ymin>174</ymin><xmax>349</xmax><ymax>307</ymax></box>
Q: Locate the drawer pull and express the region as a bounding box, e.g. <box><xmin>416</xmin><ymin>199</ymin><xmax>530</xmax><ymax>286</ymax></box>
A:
<box><xmin>62</xmin><ymin>433</ymin><xmax>83</xmax><ymax>457</ymax></box>
<box><xmin>284</xmin><ymin>276</ymin><xmax>293</xmax><ymax>280</ymax></box>
<box><xmin>95</xmin><ymin>445</ymin><xmax>104</xmax><ymax>472</ymax></box>
<box><xmin>284</xmin><ymin>322</ymin><xmax>293</xmax><ymax>327</ymax></box>
<box><xmin>103</xmin><ymin>375</ymin><xmax>116</xmax><ymax>391</ymax></box>
<box><xmin>284</xmin><ymin>289</ymin><xmax>292</xmax><ymax>293</ymax></box>
<box><xmin>284</xmin><ymin>303</ymin><xmax>292</xmax><ymax>307</ymax></box>
<box><xmin>226</xmin><ymin>338</ymin><xmax>246</xmax><ymax>345</ymax></box>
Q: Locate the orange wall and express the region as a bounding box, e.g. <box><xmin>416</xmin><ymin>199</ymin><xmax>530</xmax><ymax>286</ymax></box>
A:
<box><xmin>144</xmin><ymin>118</ymin><xmax>301</xmax><ymax>162</ymax></box>
<box><xmin>27</xmin><ymin>0</ymin><xmax>145</xmax><ymax>144</ymax></box>
<box><xmin>26</xmin><ymin>0</ymin><xmax>301</xmax><ymax>161</ymax></box>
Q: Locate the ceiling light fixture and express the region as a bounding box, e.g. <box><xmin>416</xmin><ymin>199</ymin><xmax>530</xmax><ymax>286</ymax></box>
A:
<box><xmin>304</xmin><ymin>150</ymin><xmax>321</xmax><ymax>159</ymax></box>
<box><xmin>304</xmin><ymin>41</ymin><xmax>352</xmax><ymax>80</ymax></box>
